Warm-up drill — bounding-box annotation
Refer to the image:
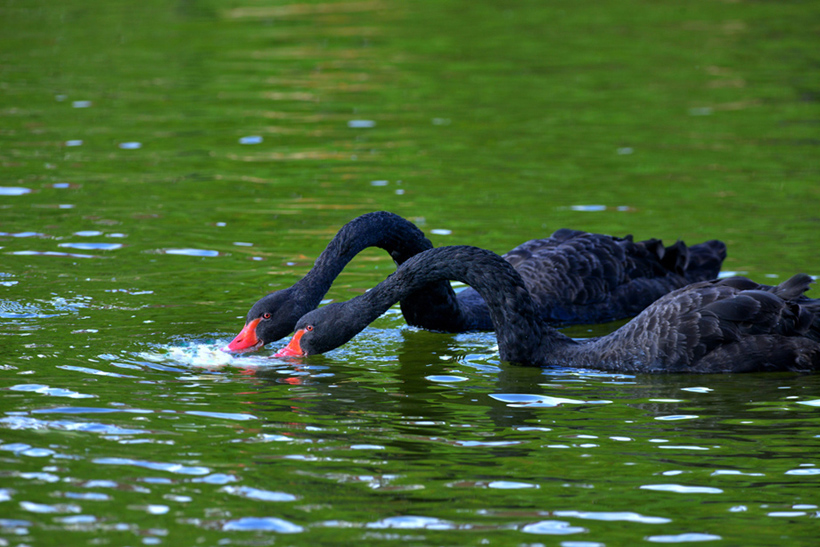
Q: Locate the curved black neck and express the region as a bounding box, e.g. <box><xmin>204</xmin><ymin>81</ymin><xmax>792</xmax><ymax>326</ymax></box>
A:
<box><xmin>356</xmin><ymin>246</ymin><xmax>571</xmax><ymax>364</ymax></box>
<box><xmin>294</xmin><ymin>212</ymin><xmax>434</xmax><ymax>307</ymax></box>
<box><xmin>293</xmin><ymin>212</ymin><xmax>470</xmax><ymax>330</ymax></box>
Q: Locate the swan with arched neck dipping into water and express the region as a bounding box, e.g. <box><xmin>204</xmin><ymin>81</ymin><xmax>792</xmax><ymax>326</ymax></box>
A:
<box><xmin>275</xmin><ymin>246</ymin><xmax>820</xmax><ymax>373</ymax></box>
<box><xmin>225</xmin><ymin>212</ymin><xmax>726</xmax><ymax>354</ymax></box>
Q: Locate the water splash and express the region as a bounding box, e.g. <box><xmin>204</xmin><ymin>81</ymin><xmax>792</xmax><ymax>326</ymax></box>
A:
<box><xmin>136</xmin><ymin>340</ymin><xmax>280</xmax><ymax>370</ymax></box>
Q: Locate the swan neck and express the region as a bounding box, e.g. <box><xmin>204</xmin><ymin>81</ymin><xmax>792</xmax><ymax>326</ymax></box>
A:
<box><xmin>363</xmin><ymin>246</ymin><xmax>554</xmax><ymax>364</ymax></box>
<box><xmin>297</xmin><ymin>212</ymin><xmax>434</xmax><ymax>305</ymax></box>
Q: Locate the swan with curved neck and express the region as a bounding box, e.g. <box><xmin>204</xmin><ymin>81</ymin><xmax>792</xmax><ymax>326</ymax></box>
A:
<box><xmin>276</xmin><ymin>246</ymin><xmax>820</xmax><ymax>373</ymax></box>
<box><xmin>225</xmin><ymin>212</ymin><xmax>726</xmax><ymax>353</ymax></box>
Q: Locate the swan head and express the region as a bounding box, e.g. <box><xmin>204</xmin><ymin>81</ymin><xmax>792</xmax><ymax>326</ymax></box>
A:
<box><xmin>274</xmin><ymin>302</ymin><xmax>359</xmax><ymax>357</ymax></box>
<box><xmin>224</xmin><ymin>288</ymin><xmax>305</xmax><ymax>353</ymax></box>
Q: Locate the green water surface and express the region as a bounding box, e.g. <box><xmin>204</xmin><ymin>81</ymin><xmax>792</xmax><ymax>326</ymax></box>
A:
<box><xmin>2</xmin><ymin>0</ymin><xmax>820</xmax><ymax>545</ymax></box>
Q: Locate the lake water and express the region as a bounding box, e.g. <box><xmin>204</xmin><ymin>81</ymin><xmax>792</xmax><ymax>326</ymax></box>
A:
<box><xmin>2</xmin><ymin>0</ymin><xmax>819</xmax><ymax>545</ymax></box>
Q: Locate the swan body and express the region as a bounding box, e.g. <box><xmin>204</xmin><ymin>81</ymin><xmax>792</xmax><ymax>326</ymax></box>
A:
<box><xmin>276</xmin><ymin>246</ymin><xmax>820</xmax><ymax>373</ymax></box>
<box><xmin>226</xmin><ymin>212</ymin><xmax>726</xmax><ymax>352</ymax></box>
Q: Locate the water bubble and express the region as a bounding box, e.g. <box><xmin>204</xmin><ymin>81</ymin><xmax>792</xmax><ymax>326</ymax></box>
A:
<box><xmin>348</xmin><ymin>120</ymin><xmax>376</xmax><ymax>128</ymax></box>
<box><xmin>118</xmin><ymin>142</ymin><xmax>142</xmax><ymax>150</ymax></box>
<box><xmin>239</xmin><ymin>135</ymin><xmax>263</xmax><ymax>144</ymax></box>
<box><xmin>65</xmin><ymin>140</ymin><xmax>83</xmax><ymax>147</ymax></box>
<box><xmin>72</xmin><ymin>100</ymin><xmax>92</xmax><ymax>108</ymax></box>
<box><xmin>430</xmin><ymin>229</ymin><xmax>452</xmax><ymax>235</ymax></box>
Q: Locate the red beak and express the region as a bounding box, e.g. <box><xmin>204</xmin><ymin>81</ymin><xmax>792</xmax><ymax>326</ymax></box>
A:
<box><xmin>223</xmin><ymin>318</ymin><xmax>263</xmax><ymax>353</ymax></box>
<box><xmin>274</xmin><ymin>329</ymin><xmax>307</xmax><ymax>357</ymax></box>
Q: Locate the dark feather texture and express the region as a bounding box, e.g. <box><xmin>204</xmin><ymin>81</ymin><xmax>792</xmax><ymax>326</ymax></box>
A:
<box><xmin>228</xmin><ymin>212</ymin><xmax>726</xmax><ymax>350</ymax></box>
<box><xmin>283</xmin><ymin>246</ymin><xmax>820</xmax><ymax>373</ymax></box>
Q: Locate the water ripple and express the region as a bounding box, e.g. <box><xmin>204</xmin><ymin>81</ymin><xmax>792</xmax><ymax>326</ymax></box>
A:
<box><xmin>520</xmin><ymin>519</ymin><xmax>587</xmax><ymax>535</ymax></box>
<box><xmin>640</xmin><ymin>484</ymin><xmax>723</xmax><ymax>494</ymax></box>
<box><xmin>0</xmin><ymin>416</ymin><xmax>144</xmax><ymax>435</ymax></box>
<box><xmin>785</xmin><ymin>467</ymin><xmax>820</xmax><ymax>476</ymax></box>
<box><xmin>10</xmin><ymin>250</ymin><xmax>96</xmax><ymax>259</ymax></box>
<box><xmin>32</xmin><ymin>406</ymin><xmax>152</xmax><ymax>415</ymax></box>
<box><xmin>426</xmin><ymin>375</ymin><xmax>469</xmax><ymax>383</ymax></box>
<box><xmin>160</xmin><ymin>248</ymin><xmax>220</xmax><ymax>257</ymax></box>
<box><xmin>8</xmin><ymin>384</ymin><xmax>95</xmax><ymax>399</ymax></box>
<box><xmin>553</xmin><ymin>510</ymin><xmax>671</xmax><ymax>524</ymax></box>
<box><xmin>185</xmin><ymin>411</ymin><xmax>257</xmax><ymax>421</ymax></box>
<box><xmin>222</xmin><ymin>517</ymin><xmax>303</xmax><ymax>533</ymax></box>
<box><xmin>366</xmin><ymin>516</ymin><xmax>453</xmax><ymax>530</ymax></box>
<box><xmin>57</xmin><ymin>365</ymin><xmax>138</xmax><ymax>378</ymax></box>
<box><xmin>58</xmin><ymin>242</ymin><xmax>123</xmax><ymax>251</ymax></box>
<box><xmin>0</xmin><ymin>519</ymin><xmax>31</xmax><ymax>532</ymax></box>
<box><xmin>192</xmin><ymin>473</ymin><xmax>238</xmax><ymax>484</ymax></box>
<box><xmin>347</xmin><ymin>120</ymin><xmax>375</xmax><ymax>128</ymax></box>
<box><xmin>20</xmin><ymin>501</ymin><xmax>81</xmax><ymax>514</ymax></box>
<box><xmin>92</xmin><ymin>457</ymin><xmax>210</xmax><ymax>475</ymax></box>
<box><xmin>490</xmin><ymin>393</ymin><xmax>611</xmax><ymax>407</ymax></box>
<box><xmin>0</xmin><ymin>231</ymin><xmax>45</xmax><ymax>237</ymax></box>
<box><xmin>220</xmin><ymin>486</ymin><xmax>297</xmax><ymax>502</ymax></box>
<box><xmin>647</xmin><ymin>533</ymin><xmax>722</xmax><ymax>543</ymax></box>
<box><xmin>0</xmin><ymin>186</ymin><xmax>32</xmax><ymax>195</ymax></box>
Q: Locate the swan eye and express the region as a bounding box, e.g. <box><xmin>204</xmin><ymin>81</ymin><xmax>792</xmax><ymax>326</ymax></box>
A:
<box><xmin>262</xmin><ymin>313</ymin><xmax>272</xmax><ymax>320</ymax></box>
<box><xmin>305</xmin><ymin>325</ymin><xmax>314</xmax><ymax>332</ymax></box>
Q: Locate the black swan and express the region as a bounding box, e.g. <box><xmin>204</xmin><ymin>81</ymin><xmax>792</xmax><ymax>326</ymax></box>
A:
<box><xmin>274</xmin><ymin>246</ymin><xmax>820</xmax><ymax>373</ymax></box>
<box><xmin>226</xmin><ymin>212</ymin><xmax>726</xmax><ymax>353</ymax></box>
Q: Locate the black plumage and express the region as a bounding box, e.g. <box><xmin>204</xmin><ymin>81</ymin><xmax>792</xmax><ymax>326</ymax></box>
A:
<box><xmin>278</xmin><ymin>246</ymin><xmax>820</xmax><ymax>373</ymax></box>
<box><xmin>226</xmin><ymin>212</ymin><xmax>726</xmax><ymax>352</ymax></box>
